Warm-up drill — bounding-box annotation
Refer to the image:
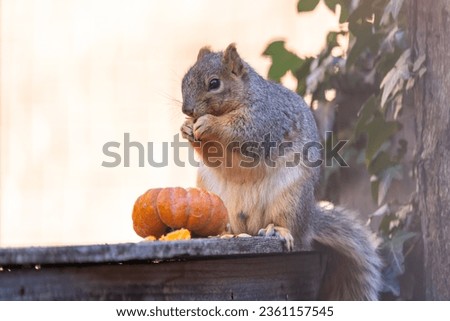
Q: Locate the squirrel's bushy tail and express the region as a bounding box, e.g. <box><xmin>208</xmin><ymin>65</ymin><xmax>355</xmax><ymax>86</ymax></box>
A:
<box><xmin>311</xmin><ymin>204</ymin><xmax>382</xmax><ymax>300</ymax></box>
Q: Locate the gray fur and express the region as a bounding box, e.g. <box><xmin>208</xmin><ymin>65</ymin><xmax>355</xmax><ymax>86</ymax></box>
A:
<box><xmin>181</xmin><ymin>44</ymin><xmax>382</xmax><ymax>300</ymax></box>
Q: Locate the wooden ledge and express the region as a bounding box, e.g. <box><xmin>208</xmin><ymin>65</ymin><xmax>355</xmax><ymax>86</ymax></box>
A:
<box><xmin>0</xmin><ymin>237</ymin><xmax>288</xmax><ymax>266</ymax></box>
<box><xmin>0</xmin><ymin>238</ymin><xmax>325</xmax><ymax>300</ymax></box>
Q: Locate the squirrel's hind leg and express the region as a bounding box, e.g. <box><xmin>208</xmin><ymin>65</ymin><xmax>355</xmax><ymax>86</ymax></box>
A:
<box><xmin>258</xmin><ymin>224</ymin><xmax>294</xmax><ymax>251</ymax></box>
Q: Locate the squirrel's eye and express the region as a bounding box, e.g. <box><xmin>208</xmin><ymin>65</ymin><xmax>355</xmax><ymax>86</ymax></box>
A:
<box><xmin>208</xmin><ymin>78</ymin><xmax>221</xmax><ymax>91</ymax></box>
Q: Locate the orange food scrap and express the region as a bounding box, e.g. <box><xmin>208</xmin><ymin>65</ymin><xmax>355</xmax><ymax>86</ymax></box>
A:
<box><xmin>159</xmin><ymin>228</ymin><xmax>191</xmax><ymax>241</ymax></box>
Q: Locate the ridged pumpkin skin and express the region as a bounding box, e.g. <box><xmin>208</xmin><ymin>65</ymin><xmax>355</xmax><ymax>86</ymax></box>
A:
<box><xmin>132</xmin><ymin>188</ymin><xmax>167</xmax><ymax>238</ymax></box>
<box><xmin>132</xmin><ymin>187</ymin><xmax>228</xmax><ymax>238</ymax></box>
<box><xmin>157</xmin><ymin>187</ymin><xmax>228</xmax><ymax>237</ymax></box>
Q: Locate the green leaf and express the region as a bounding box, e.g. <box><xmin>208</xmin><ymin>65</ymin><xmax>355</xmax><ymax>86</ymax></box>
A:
<box><xmin>418</xmin><ymin>67</ymin><xmax>427</xmax><ymax>78</ymax></box>
<box><xmin>354</xmin><ymin>97</ymin><xmax>401</xmax><ymax>168</ymax></box>
<box><xmin>381</xmin><ymin>0</ymin><xmax>405</xmax><ymax>25</ymax></box>
<box><xmin>346</xmin><ymin>23</ymin><xmax>373</xmax><ymax>67</ymax></box>
<box><xmin>339</xmin><ymin>4</ymin><xmax>349</xmax><ymax>23</ymax></box>
<box><xmin>368</xmin><ymin>151</ymin><xmax>395</xmax><ymax>175</ymax></box>
<box><xmin>354</xmin><ymin>95</ymin><xmax>377</xmax><ymax>138</ymax></box>
<box><xmin>326</xmin><ymin>31</ymin><xmax>344</xmax><ymax>48</ymax></box>
<box><xmin>347</xmin><ymin>3</ymin><xmax>374</xmax><ymax>34</ymax></box>
<box><xmin>293</xmin><ymin>58</ymin><xmax>313</xmax><ymax>95</ymax></box>
<box><xmin>380</xmin><ymin>49</ymin><xmax>411</xmax><ymax>107</ymax></box>
<box><xmin>297</xmin><ymin>0</ymin><xmax>320</xmax><ymax>12</ymax></box>
<box><xmin>365</xmin><ymin>112</ymin><xmax>400</xmax><ymax>162</ymax></box>
<box><xmin>392</xmin><ymin>94</ymin><xmax>403</xmax><ymax>119</ymax></box>
<box><xmin>338</xmin><ymin>0</ymin><xmax>351</xmax><ymax>23</ymax></box>
<box><xmin>380</xmin><ymin>230</ymin><xmax>417</xmax><ymax>296</ymax></box>
<box><xmin>372</xmin><ymin>203</ymin><xmax>390</xmax><ymax>217</ymax></box>
<box><xmin>377</xmin><ymin>165</ymin><xmax>403</xmax><ymax>205</ymax></box>
<box><xmin>390</xmin><ymin>0</ymin><xmax>405</xmax><ymax>19</ymax></box>
<box><xmin>383</xmin><ymin>26</ymin><xmax>400</xmax><ymax>51</ymax></box>
<box><xmin>324</xmin><ymin>0</ymin><xmax>339</xmax><ymax>11</ymax></box>
<box><xmin>371</xmin><ymin>178</ymin><xmax>379</xmax><ymax>204</ymax></box>
<box><xmin>395</xmin><ymin>139</ymin><xmax>407</xmax><ymax>161</ymax></box>
<box><xmin>405</xmin><ymin>78</ymin><xmax>415</xmax><ymax>91</ymax></box>
<box><xmin>413</xmin><ymin>54</ymin><xmax>426</xmax><ymax>72</ymax></box>
<box><xmin>396</xmin><ymin>204</ymin><xmax>413</xmax><ymax>220</ymax></box>
<box><xmin>376</xmin><ymin>49</ymin><xmax>403</xmax><ymax>84</ymax></box>
<box><xmin>306</xmin><ymin>56</ymin><xmax>334</xmax><ymax>94</ymax></box>
<box><xmin>263</xmin><ymin>41</ymin><xmax>304</xmax><ymax>82</ymax></box>
<box><xmin>380</xmin><ymin>67</ymin><xmax>401</xmax><ymax>107</ymax></box>
<box><xmin>326</xmin><ymin>31</ymin><xmax>338</xmax><ymax>47</ymax></box>
<box><xmin>378</xmin><ymin>212</ymin><xmax>396</xmax><ymax>235</ymax></box>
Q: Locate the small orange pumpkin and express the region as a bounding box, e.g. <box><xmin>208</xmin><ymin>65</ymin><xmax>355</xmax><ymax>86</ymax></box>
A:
<box><xmin>132</xmin><ymin>188</ymin><xmax>168</xmax><ymax>238</ymax></box>
<box><xmin>132</xmin><ymin>187</ymin><xmax>228</xmax><ymax>238</ymax></box>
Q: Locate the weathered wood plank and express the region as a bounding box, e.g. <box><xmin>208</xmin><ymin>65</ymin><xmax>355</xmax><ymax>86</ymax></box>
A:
<box><xmin>0</xmin><ymin>238</ymin><xmax>325</xmax><ymax>300</ymax></box>
<box><xmin>0</xmin><ymin>237</ymin><xmax>287</xmax><ymax>266</ymax></box>
<box><xmin>0</xmin><ymin>252</ymin><xmax>324</xmax><ymax>300</ymax></box>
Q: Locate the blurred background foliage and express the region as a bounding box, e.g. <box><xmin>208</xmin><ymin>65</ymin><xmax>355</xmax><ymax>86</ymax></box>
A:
<box><xmin>263</xmin><ymin>0</ymin><xmax>426</xmax><ymax>299</ymax></box>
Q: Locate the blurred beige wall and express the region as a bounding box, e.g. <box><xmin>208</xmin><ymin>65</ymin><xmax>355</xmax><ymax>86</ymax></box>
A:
<box><xmin>0</xmin><ymin>0</ymin><xmax>338</xmax><ymax>246</ymax></box>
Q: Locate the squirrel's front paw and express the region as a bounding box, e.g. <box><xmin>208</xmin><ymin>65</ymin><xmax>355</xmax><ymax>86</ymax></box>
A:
<box><xmin>258</xmin><ymin>224</ymin><xmax>294</xmax><ymax>251</ymax></box>
<box><xmin>193</xmin><ymin>114</ymin><xmax>216</xmax><ymax>141</ymax></box>
<box><xmin>180</xmin><ymin>118</ymin><xmax>195</xmax><ymax>142</ymax></box>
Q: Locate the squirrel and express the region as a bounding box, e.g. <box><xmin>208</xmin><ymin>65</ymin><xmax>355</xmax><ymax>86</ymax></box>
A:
<box><xmin>180</xmin><ymin>43</ymin><xmax>382</xmax><ymax>300</ymax></box>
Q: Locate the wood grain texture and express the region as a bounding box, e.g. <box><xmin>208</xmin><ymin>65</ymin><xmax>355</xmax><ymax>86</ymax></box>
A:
<box><xmin>0</xmin><ymin>239</ymin><xmax>324</xmax><ymax>300</ymax></box>
<box><xmin>410</xmin><ymin>0</ymin><xmax>450</xmax><ymax>300</ymax></box>
<box><xmin>0</xmin><ymin>237</ymin><xmax>287</xmax><ymax>266</ymax></box>
<box><xmin>0</xmin><ymin>252</ymin><xmax>324</xmax><ymax>300</ymax></box>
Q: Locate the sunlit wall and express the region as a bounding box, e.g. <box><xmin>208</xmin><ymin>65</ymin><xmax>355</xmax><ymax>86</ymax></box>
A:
<box><xmin>0</xmin><ymin>0</ymin><xmax>339</xmax><ymax>246</ymax></box>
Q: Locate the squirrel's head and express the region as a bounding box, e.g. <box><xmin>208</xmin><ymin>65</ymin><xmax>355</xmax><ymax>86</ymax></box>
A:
<box><xmin>181</xmin><ymin>43</ymin><xmax>248</xmax><ymax>119</ymax></box>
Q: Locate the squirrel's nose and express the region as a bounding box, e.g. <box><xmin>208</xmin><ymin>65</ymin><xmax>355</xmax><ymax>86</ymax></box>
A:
<box><xmin>182</xmin><ymin>102</ymin><xmax>194</xmax><ymax>117</ymax></box>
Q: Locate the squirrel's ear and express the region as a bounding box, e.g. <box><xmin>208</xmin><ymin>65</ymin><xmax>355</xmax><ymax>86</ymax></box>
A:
<box><xmin>197</xmin><ymin>46</ymin><xmax>212</xmax><ymax>61</ymax></box>
<box><xmin>223</xmin><ymin>43</ymin><xmax>246</xmax><ymax>77</ymax></box>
